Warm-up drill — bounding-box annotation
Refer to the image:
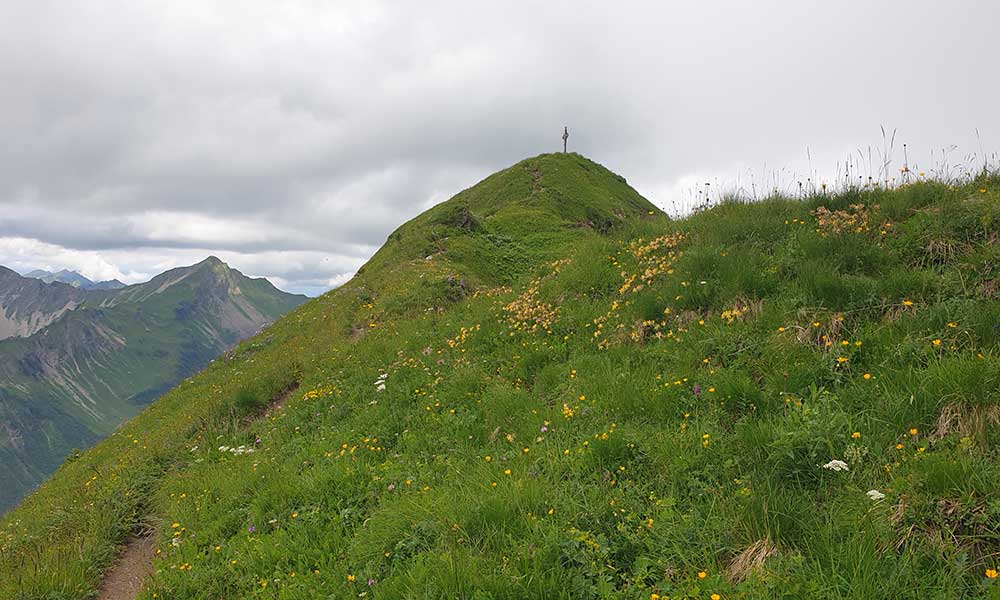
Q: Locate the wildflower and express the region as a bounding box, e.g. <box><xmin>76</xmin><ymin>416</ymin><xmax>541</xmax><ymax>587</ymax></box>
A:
<box><xmin>712</xmin><ymin>595</ymin><xmax>721</xmax><ymax>600</ymax></box>
<box><xmin>836</xmin><ymin>356</ymin><xmax>848</xmax><ymax>363</ymax></box>
<box><xmin>822</xmin><ymin>459</ymin><xmax>849</xmax><ymax>472</ymax></box>
<box><xmin>863</xmin><ymin>373</ymin><xmax>871</xmax><ymax>379</ymax></box>
<box><xmin>698</xmin><ymin>571</ymin><xmax>707</xmax><ymax>579</ymax></box>
<box><xmin>909</xmin><ymin>428</ymin><xmax>918</xmax><ymax>436</ymax></box>
<box><xmin>504</xmin><ymin>469</ymin><xmax>511</xmax><ymax>476</ymax></box>
<box><xmin>852</xmin><ymin>431</ymin><xmax>861</xmax><ymax>439</ymax></box>
<box><xmin>947</xmin><ymin>322</ymin><xmax>957</xmax><ymax>328</ymax></box>
<box><xmin>777</xmin><ymin>326</ymin><xmax>785</xmax><ymax>332</ymax></box>
<box><xmin>895</xmin><ymin>443</ymin><xmax>904</xmax><ymax>450</ymax></box>
<box><xmin>986</xmin><ymin>568</ymin><xmax>998</xmax><ymax>578</ymax></box>
<box><xmin>932</xmin><ymin>339</ymin><xmax>941</xmax><ymax>346</ymax></box>
<box><xmin>902</xmin><ymin>299</ymin><xmax>913</xmax><ymax>306</ymax></box>
<box><xmin>485</xmin><ymin>455</ymin><xmax>492</xmax><ymax>462</ymax></box>
<box><xmin>866</xmin><ymin>489</ymin><xmax>886</xmax><ymax>501</ymax></box>
<box><xmin>651</xmin><ymin>594</ymin><xmax>661</xmax><ymax>600</ymax></box>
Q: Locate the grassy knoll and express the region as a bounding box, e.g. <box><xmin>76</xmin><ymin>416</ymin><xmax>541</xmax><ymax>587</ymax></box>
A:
<box><xmin>2</xmin><ymin>153</ymin><xmax>998</xmax><ymax>599</ymax></box>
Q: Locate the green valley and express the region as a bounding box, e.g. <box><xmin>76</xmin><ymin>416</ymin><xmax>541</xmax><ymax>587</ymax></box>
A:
<box><xmin>0</xmin><ymin>258</ymin><xmax>306</xmax><ymax>512</ymax></box>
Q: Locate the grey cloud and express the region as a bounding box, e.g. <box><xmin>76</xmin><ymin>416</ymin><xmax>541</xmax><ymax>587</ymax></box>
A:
<box><xmin>1</xmin><ymin>1</ymin><xmax>999</xmax><ymax>295</ymax></box>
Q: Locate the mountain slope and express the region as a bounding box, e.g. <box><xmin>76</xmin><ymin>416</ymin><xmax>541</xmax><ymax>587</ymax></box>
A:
<box><xmin>2</xmin><ymin>153</ymin><xmax>999</xmax><ymax>599</ymax></box>
<box><xmin>0</xmin><ymin>267</ymin><xmax>87</xmax><ymax>339</ymax></box>
<box><xmin>0</xmin><ymin>258</ymin><xmax>307</xmax><ymax>511</ymax></box>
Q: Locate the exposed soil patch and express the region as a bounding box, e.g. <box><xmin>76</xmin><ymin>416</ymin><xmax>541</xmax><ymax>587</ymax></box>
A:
<box><xmin>97</xmin><ymin>533</ymin><xmax>156</xmax><ymax>600</ymax></box>
<box><xmin>260</xmin><ymin>381</ymin><xmax>300</xmax><ymax>418</ymax></box>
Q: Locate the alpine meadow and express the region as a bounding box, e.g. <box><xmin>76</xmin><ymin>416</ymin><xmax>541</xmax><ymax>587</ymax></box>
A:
<box><xmin>2</xmin><ymin>152</ymin><xmax>998</xmax><ymax>599</ymax></box>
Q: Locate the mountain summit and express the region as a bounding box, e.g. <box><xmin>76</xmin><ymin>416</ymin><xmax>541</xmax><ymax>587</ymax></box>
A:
<box><xmin>23</xmin><ymin>268</ymin><xmax>126</xmax><ymax>290</ymax></box>
<box><xmin>0</xmin><ymin>258</ymin><xmax>306</xmax><ymax>511</ymax></box>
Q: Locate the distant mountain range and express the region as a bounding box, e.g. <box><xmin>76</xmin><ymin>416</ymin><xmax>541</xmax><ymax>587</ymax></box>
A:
<box><xmin>0</xmin><ymin>257</ymin><xmax>307</xmax><ymax>511</ymax></box>
<box><xmin>22</xmin><ymin>268</ymin><xmax>126</xmax><ymax>290</ymax></box>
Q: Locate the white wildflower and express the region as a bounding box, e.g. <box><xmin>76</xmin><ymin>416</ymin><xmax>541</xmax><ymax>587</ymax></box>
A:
<box><xmin>866</xmin><ymin>489</ymin><xmax>886</xmax><ymax>501</ymax></box>
<box><xmin>822</xmin><ymin>459</ymin><xmax>849</xmax><ymax>472</ymax></box>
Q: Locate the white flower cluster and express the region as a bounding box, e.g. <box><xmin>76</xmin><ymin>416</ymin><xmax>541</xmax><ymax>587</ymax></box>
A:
<box><xmin>218</xmin><ymin>445</ymin><xmax>254</xmax><ymax>455</ymax></box>
<box><xmin>375</xmin><ymin>373</ymin><xmax>387</xmax><ymax>392</ymax></box>
<box><xmin>822</xmin><ymin>459</ymin><xmax>849</xmax><ymax>472</ymax></box>
<box><xmin>866</xmin><ymin>489</ymin><xmax>886</xmax><ymax>501</ymax></box>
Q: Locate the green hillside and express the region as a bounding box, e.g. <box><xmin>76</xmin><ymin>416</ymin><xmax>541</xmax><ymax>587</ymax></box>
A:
<box><xmin>0</xmin><ymin>258</ymin><xmax>306</xmax><ymax>512</ymax></box>
<box><xmin>2</xmin><ymin>152</ymin><xmax>999</xmax><ymax>599</ymax></box>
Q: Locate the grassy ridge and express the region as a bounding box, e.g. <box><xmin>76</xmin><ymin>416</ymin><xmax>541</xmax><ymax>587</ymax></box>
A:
<box><xmin>2</xmin><ymin>153</ymin><xmax>998</xmax><ymax>599</ymax></box>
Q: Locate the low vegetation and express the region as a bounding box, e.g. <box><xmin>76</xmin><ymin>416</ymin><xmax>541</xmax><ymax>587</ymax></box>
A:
<box><xmin>2</xmin><ymin>153</ymin><xmax>998</xmax><ymax>599</ymax></box>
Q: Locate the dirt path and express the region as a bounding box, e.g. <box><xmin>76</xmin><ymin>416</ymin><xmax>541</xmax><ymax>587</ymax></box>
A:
<box><xmin>95</xmin><ymin>382</ymin><xmax>299</xmax><ymax>599</ymax></box>
<box><xmin>259</xmin><ymin>382</ymin><xmax>300</xmax><ymax>419</ymax></box>
<box><xmin>97</xmin><ymin>534</ymin><xmax>156</xmax><ymax>600</ymax></box>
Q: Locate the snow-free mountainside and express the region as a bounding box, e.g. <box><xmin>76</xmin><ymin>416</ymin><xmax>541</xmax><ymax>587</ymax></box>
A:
<box><xmin>0</xmin><ymin>259</ymin><xmax>306</xmax><ymax>512</ymax></box>
<box><xmin>2</xmin><ymin>153</ymin><xmax>999</xmax><ymax>599</ymax></box>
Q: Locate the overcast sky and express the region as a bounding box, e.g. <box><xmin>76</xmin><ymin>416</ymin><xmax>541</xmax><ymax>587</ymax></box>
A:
<box><xmin>1</xmin><ymin>1</ymin><xmax>998</xmax><ymax>295</ymax></box>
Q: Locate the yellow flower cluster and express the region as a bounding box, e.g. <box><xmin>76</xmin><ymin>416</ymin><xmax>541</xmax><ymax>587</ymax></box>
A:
<box><xmin>503</xmin><ymin>286</ymin><xmax>558</xmax><ymax>333</ymax></box>
<box><xmin>812</xmin><ymin>204</ymin><xmax>880</xmax><ymax>236</ymax></box>
<box><xmin>446</xmin><ymin>323</ymin><xmax>481</xmax><ymax>349</ymax></box>
<box><xmin>720</xmin><ymin>306</ymin><xmax>745</xmax><ymax>324</ymax></box>
<box><xmin>302</xmin><ymin>385</ymin><xmax>338</xmax><ymax>400</ymax></box>
<box><xmin>620</xmin><ymin>233</ymin><xmax>684</xmax><ymax>294</ymax></box>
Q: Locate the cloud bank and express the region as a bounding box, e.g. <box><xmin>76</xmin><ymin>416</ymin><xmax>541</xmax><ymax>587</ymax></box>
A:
<box><xmin>1</xmin><ymin>1</ymin><xmax>998</xmax><ymax>294</ymax></box>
